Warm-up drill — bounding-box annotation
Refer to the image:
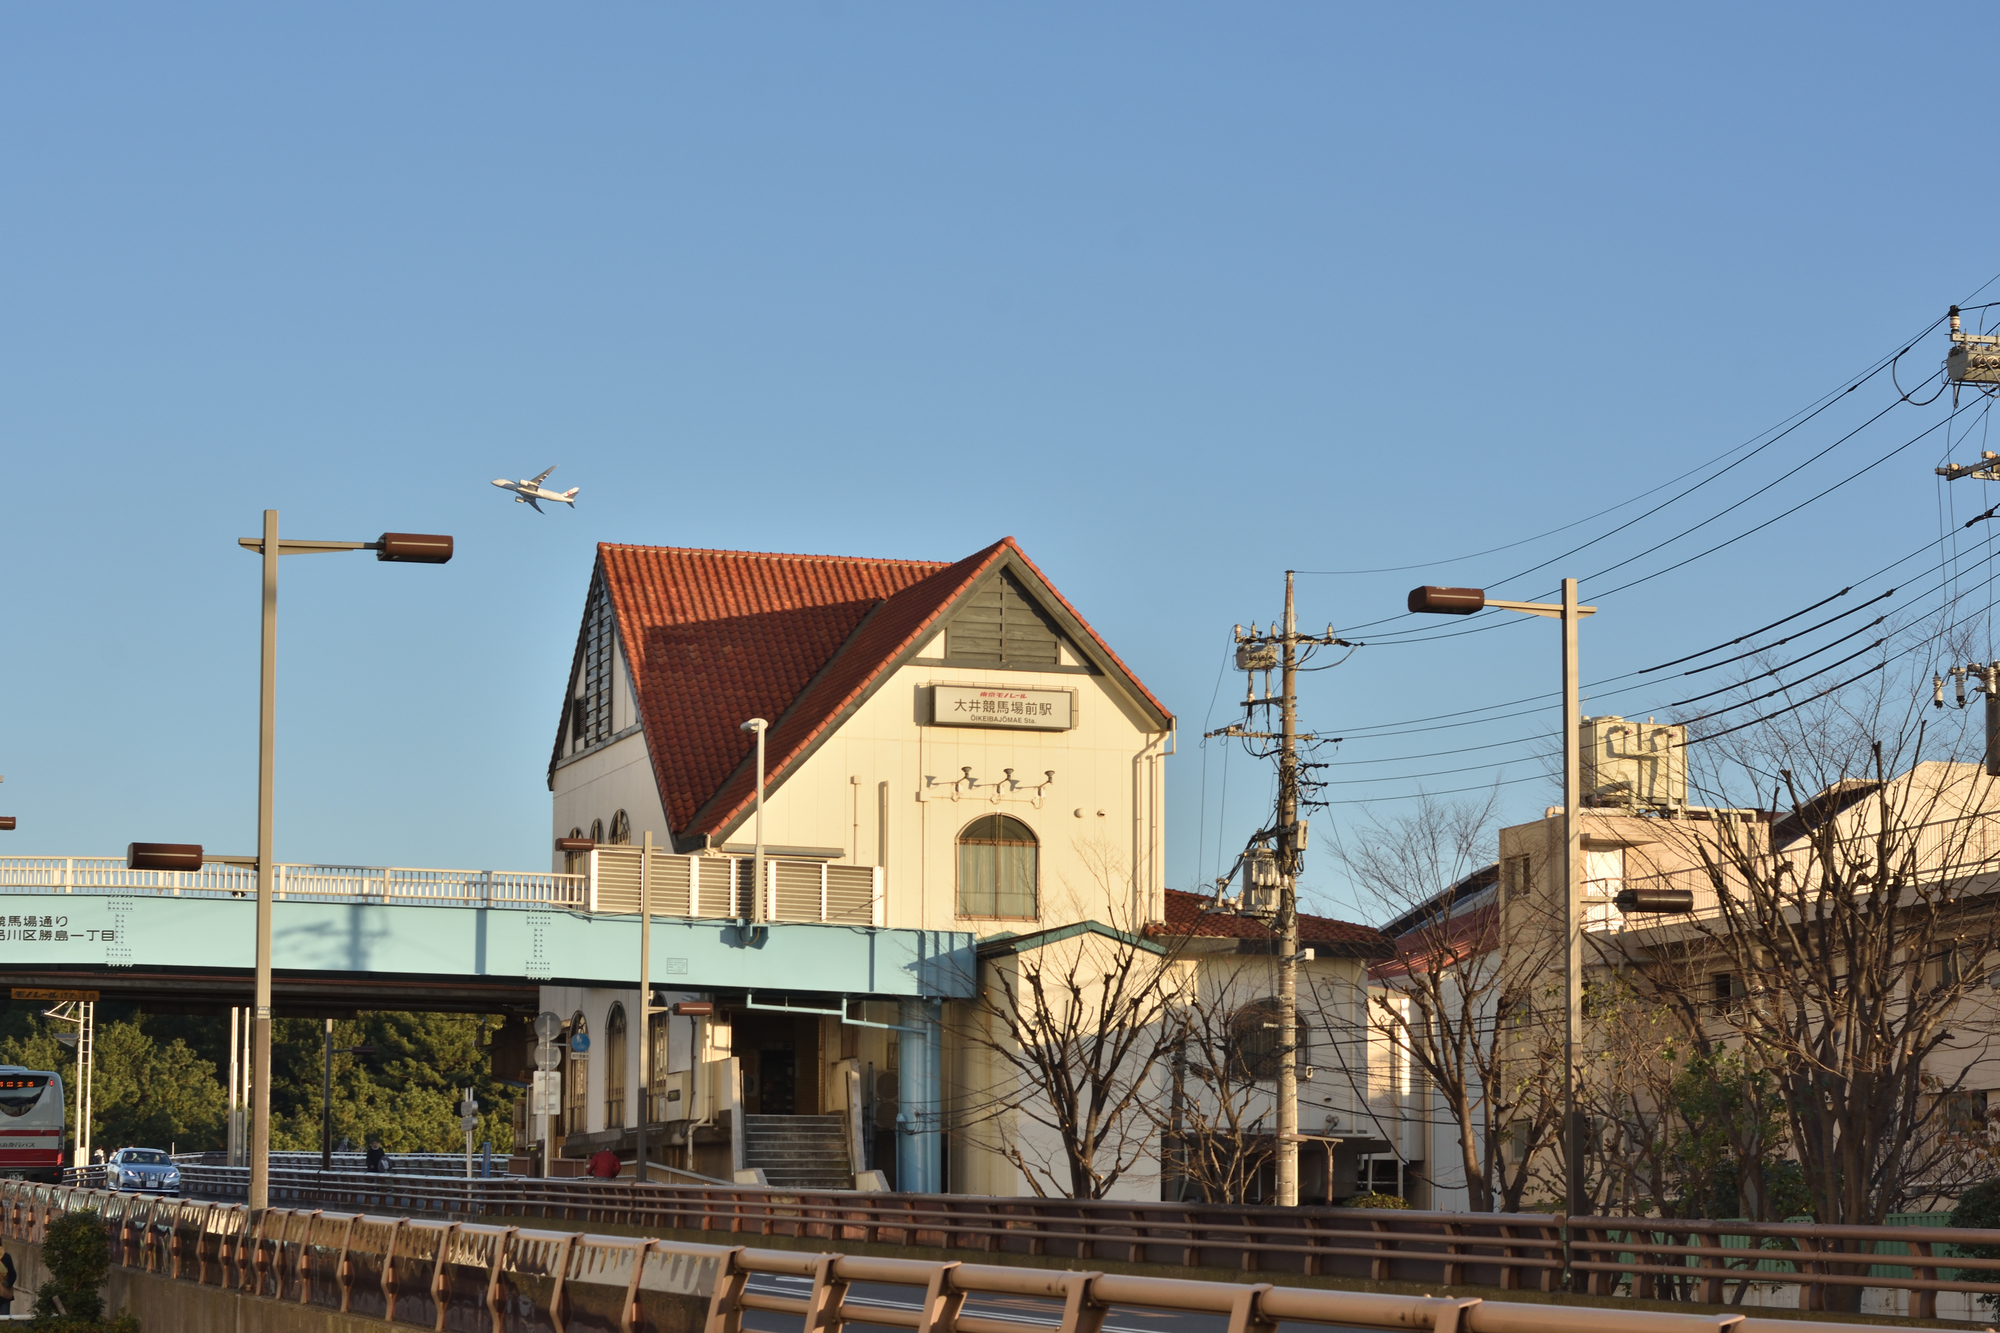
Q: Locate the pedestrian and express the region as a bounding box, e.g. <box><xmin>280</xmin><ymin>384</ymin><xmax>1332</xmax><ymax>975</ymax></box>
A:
<box><xmin>365</xmin><ymin>1137</ymin><xmax>390</xmax><ymax>1173</ymax></box>
<box><xmin>0</xmin><ymin>1243</ymin><xmax>16</xmax><ymax>1315</ymax></box>
<box><xmin>588</xmin><ymin>1147</ymin><xmax>622</xmax><ymax>1178</ymax></box>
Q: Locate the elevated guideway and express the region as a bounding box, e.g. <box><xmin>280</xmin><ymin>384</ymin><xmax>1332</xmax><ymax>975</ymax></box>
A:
<box><xmin>0</xmin><ymin>849</ymin><xmax>971</xmax><ymax>1014</ymax></box>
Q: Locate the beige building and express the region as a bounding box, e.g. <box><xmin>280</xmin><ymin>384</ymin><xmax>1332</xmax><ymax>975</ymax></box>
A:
<box><xmin>537</xmin><ymin>536</ymin><xmax>1177</xmax><ymax>1193</ymax></box>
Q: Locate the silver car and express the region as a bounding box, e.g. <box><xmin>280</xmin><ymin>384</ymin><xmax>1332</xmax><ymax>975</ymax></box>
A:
<box><xmin>106</xmin><ymin>1147</ymin><xmax>180</xmax><ymax>1195</ymax></box>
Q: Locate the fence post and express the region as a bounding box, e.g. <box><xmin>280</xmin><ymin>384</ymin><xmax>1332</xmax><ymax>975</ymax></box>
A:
<box><xmin>1911</xmin><ymin>1239</ymin><xmax>1938</xmax><ymax>1322</ymax></box>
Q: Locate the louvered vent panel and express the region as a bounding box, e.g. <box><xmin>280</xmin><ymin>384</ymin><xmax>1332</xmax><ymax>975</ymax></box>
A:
<box><xmin>825</xmin><ymin>866</ymin><xmax>877</xmax><ymax>923</ymax></box>
<box><xmin>773</xmin><ymin>862</ymin><xmax>823</xmax><ymax>921</ymax></box>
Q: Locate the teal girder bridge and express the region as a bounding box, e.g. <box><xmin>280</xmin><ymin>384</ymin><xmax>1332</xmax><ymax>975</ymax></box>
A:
<box><xmin>0</xmin><ymin>848</ymin><xmax>972</xmax><ymax>1014</ymax></box>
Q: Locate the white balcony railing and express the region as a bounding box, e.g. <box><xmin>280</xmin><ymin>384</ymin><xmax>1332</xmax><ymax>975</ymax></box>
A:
<box><xmin>0</xmin><ymin>857</ymin><xmax>588</xmax><ymax>908</ymax></box>
<box><xmin>0</xmin><ymin>850</ymin><xmax>886</xmax><ymax>926</ymax></box>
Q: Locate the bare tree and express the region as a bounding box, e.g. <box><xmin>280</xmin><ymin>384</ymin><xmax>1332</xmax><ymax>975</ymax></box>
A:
<box><xmin>1159</xmin><ymin>954</ymin><xmax>1286</xmax><ymax>1204</ymax></box>
<box><xmin>951</xmin><ymin>842</ymin><xmax>1185</xmax><ymax>1199</ymax></box>
<box><xmin>1630</xmin><ymin>666</ymin><xmax>2000</xmax><ymax>1309</ymax></box>
<box><xmin>1326</xmin><ymin>790</ymin><xmax>1566</xmax><ymax>1212</ymax></box>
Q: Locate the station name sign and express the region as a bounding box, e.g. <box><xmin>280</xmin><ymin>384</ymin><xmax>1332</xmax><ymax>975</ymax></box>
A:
<box><xmin>932</xmin><ymin>685</ymin><xmax>1074</xmax><ymax>731</ymax></box>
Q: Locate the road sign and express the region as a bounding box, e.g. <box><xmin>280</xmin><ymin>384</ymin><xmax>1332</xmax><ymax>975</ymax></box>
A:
<box><xmin>535</xmin><ymin>1041</ymin><xmax>560</xmax><ymax>1072</ymax></box>
<box><xmin>12</xmin><ymin>988</ymin><xmax>98</xmax><ymax>1003</ymax></box>
<box><xmin>530</xmin><ymin>1071</ymin><xmax>560</xmax><ymax>1118</ymax></box>
<box><xmin>460</xmin><ymin>1114</ymin><xmax>479</xmax><ymax>1132</ymax></box>
<box><xmin>569</xmin><ymin>1033</ymin><xmax>590</xmax><ymax>1055</ymax></box>
<box><xmin>534</xmin><ymin>1011</ymin><xmax>562</xmax><ymax>1042</ymax></box>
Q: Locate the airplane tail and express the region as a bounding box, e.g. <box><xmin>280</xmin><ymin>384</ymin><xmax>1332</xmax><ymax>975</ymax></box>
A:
<box><xmin>562</xmin><ymin>488</ymin><xmax>579</xmax><ymax>505</ymax></box>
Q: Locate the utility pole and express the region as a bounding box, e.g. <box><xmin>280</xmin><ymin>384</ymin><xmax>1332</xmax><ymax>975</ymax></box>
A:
<box><xmin>1932</xmin><ymin>661</ymin><xmax>2000</xmax><ymax>776</ymax></box>
<box><xmin>1208</xmin><ymin>571</ymin><xmax>1351</xmax><ymax>1207</ymax></box>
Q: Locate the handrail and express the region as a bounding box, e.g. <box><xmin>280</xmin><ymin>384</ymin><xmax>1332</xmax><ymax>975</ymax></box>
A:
<box><xmin>138</xmin><ymin>1165</ymin><xmax>2000</xmax><ymax>1313</ymax></box>
<box><xmin>0</xmin><ymin>1179</ymin><xmax>1896</xmax><ymax>1333</ymax></box>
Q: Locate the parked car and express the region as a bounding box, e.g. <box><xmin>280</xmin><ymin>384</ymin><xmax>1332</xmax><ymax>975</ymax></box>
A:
<box><xmin>105</xmin><ymin>1147</ymin><xmax>180</xmax><ymax>1195</ymax></box>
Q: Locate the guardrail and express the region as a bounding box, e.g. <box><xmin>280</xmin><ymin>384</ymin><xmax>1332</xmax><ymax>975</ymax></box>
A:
<box><xmin>154</xmin><ymin>1164</ymin><xmax>2000</xmax><ymax>1316</ymax></box>
<box><xmin>166</xmin><ymin>1151</ymin><xmax>518</xmax><ymax>1174</ymax></box>
<box><xmin>0</xmin><ymin>1179</ymin><xmax>1911</xmax><ymax>1333</ymax></box>
<box><xmin>168</xmin><ymin>1165</ymin><xmax>1568</xmax><ymax>1291</ymax></box>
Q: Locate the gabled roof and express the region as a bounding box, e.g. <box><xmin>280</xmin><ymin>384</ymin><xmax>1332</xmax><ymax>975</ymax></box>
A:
<box><xmin>566</xmin><ymin>537</ymin><xmax>1173</xmax><ymax>847</ymax></box>
<box><xmin>1145</xmin><ymin>889</ymin><xmax>1391</xmax><ymax>959</ymax></box>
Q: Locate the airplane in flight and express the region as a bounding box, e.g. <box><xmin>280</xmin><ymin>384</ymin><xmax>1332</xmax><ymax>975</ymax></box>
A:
<box><xmin>491</xmin><ymin>466</ymin><xmax>580</xmax><ymax>513</ymax></box>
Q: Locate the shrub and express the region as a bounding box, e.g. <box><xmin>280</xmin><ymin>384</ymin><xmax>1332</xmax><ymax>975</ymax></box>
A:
<box><xmin>33</xmin><ymin>1210</ymin><xmax>107</xmax><ymax>1324</ymax></box>
<box><xmin>1344</xmin><ymin>1191</ymin><xmax>1412</xmax><ymax>1209</ymax></box>
<box><xmin>1950</xmin><ymin>1179</ymin><xmax>2000</xmax><ymax>1309</ymax></box>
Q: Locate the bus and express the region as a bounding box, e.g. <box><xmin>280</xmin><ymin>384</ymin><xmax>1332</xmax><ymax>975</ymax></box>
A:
<box><xmin>0</xmin><ymin>1067</ymin><xmax>65</xmax><ymax>1183</ymax></box>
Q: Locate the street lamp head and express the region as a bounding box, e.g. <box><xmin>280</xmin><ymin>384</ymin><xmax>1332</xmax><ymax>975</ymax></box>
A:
<box><xmin>374</xmin><ymin>533</ymin><xmax>454</xmax><ymax>564</ymax></box>
<box><xmin>128</xmin><ymin>843</ymin><xmax>203</xmax><ymax>872</ymax></box>
<box><xmin>740</xmin><ymin>718</ymin><xmax>768</xmax><ymax>734</ymax></box>
<box><xmin>1407</xmin><ymin>586</ymin><xmax>1486</xmax><ymax>615</ymax></box>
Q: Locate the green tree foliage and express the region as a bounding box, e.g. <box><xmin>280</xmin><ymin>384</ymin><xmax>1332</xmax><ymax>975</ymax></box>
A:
<box><xmin>267</xmin><ymin>1014</ymin><xmax>516</xmax><ymax>1153</ymax></box>
<box><xmin>0</xmin><ymin>1003</ymin><xmax>516</xmax><ymax>1156</ymax></box>
<box><xmin>1663</xmin><ymin>1047</ymin><xmax>1810</xmax><ymax>1222</ymax></box>
<box><xmin>1948</xmin><ymin>1179</ymin><xmax>2000</xmax><ymax>1310</ymax></box>
<box><xmin>0</xmin><ymin>1017</ymin><xmax>225</xmax><ymax>1154</ymax></box>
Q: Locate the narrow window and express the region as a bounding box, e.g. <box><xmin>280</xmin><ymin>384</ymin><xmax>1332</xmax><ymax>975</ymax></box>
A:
<box><xmin>609</xmin><ymin>810</ymin><xmax>631</xmax><ymax>846</ymax></box>
<box><xmin>590</xmin><ymin>818</ymin><xmax>605</xmax><ymax>846</ymax></box>
<box><xmin>581</xmin><ymin>580</ymin><xmax>617</xmax><ymax>747</ymax></box>
<box><xmin>1502</xmin><ymin>855</ymin><xmax>1531</xmax><ymax>900</ymax></box>
<box><xmin>563</xmin><ymin>1012</ymin><xmax>589</xmax><ymax>1137</ymax></box>
<box><xmin>604</xmin><ymin>1003</ymin><xmax>627</xmax><ymax>1130</ymax></box>
<box><xmin>956</xmin><ymin>815</ymin><xmax>1039</xmax><ymax>918</ymax></box>
<box><xmin>1584</xmin><ymin>848</ymin><xmax>1625</xmax><ymax>898</ymax></box>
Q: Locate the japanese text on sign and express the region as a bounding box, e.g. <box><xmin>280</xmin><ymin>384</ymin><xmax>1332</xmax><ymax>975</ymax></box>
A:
<box><xmin>931</xmin><ymin>685</ymin><xmax>1073</xmax><ymax>731</ymax></box>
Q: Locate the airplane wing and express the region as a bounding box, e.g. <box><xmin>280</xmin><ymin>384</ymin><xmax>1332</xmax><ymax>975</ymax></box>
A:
<box><xmin>526</xmin><ymin>495</ymin><xmax>545</xmax><ymax>513</ymax></box>
<box><xmin>528</xmin><ymin>465</ymin><xmax>557</xmax><ymax>486</ymax></box>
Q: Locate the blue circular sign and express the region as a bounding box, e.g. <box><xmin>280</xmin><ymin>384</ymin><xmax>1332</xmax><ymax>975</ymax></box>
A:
<box><xmin>569</xmin><ymin>1033</ymin><xmax>590</xmax><ymax>1054</ymax></box>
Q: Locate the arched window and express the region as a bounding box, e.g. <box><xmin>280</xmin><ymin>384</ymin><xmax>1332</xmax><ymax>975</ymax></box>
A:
<box><xmin>957</xmin><ymin>815</ymin><xmax>1038</xmax><ymax>918</ymax></box>
<box><xmin>564</xmin><ymin>1012</ymin><xmax>589</xmax><ymax>1136</ymax></box>
<box><xmin>563</xmin><ymin>827</ymin><xmax>586</xmax><ymax>875</ymax></box>
<box><xmin>1226</xmin><ymin>998</ymin><xmax>1310</xmax><ymax>1083</ymax></box>
<box><xmin>589</xmin><ymin>817</ymin><xmax>605</xmax><ymax>845</ymax></box>
<box><xmin>609</xmin><ymin>810</ymin><xmax>631</xmax><ymax>846</ymax></box>
<box><xmin>604</xmin><ymin>1003</ymin><xmax>628</xmax><ymax>1129</ymax></box>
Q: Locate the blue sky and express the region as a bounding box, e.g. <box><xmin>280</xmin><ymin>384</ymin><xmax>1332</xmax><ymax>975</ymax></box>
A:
<box><xmin>4</xmin><ymin>6</ymin><xmax>1997</xmax><ymax>920</ymax></box>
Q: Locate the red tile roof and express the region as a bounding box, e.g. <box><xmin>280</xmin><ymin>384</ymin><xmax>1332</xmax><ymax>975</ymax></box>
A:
<box><xmin>1147</xmin><ymin>889</ymin><xmax>1391</xmax><ymax>959</ymax></box>
<box><xmin>580</xmin><ymin>537</ymin><xmax>1172</xmax><ymax>845</ymax></box>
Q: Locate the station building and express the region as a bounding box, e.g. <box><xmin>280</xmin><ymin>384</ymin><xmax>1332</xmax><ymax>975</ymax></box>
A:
<box><xmin>532</xmin><ymin>536</ymin><xmax>1175</xmax><ymax>1192</ymax></box>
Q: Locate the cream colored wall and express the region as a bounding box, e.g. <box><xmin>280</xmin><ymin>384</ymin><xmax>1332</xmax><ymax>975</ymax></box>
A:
<box><xmin>551</xmin><ymin>630</ymin><xmax>672</xmax><ymax>870</ymax></box>
<box><xmin>948</xmin><ymin>944</ymin><xmax>1371</xmax><ymax>1202</ymax></box>
<box><xmin>716</xmin><ymin>636</ymin><xmax>1172</xmax><ymax>936</ymax></box>
<box><xmin>550</xmin><ymin>731</ymin><xmax>672</xmax><ymax>871</ymax></box>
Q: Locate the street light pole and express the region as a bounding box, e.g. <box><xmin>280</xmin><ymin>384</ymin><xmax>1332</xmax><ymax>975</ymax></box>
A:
<box><xmin>234</xmin><ymin>514</ymin><xmax>452</xmax><ymax>1212</ymax></box>
<box><xmin>1407</xmin><ymin>581</ymin><xmax>1595</xmax><ymax>1263</ymax></box>
<box><xmin>636</xmin><ymin>830</ymin><xmax>653</xmax><ymax>1183</ymax></box>
<box><xmin>253</xmin><ymin>510</ymin><xmax>278</xmax><ymax>1211</ymax></box>
<box><xmin>1558</xmin><ymin>577</ymin><xmax>1586</xmax><ymax>1228</ymax></box>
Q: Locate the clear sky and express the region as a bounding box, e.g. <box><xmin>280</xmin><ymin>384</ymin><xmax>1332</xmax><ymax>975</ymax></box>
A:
<box><xmin>4</xmin><ymin>6</ymin><xmax>1997</xmax><ymax>922</ymax></box>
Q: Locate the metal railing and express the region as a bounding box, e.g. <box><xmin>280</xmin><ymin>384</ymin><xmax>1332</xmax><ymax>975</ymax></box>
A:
<box><xmin>146</xmin><ymin>1165</ymin><xmax>2000</xmax><ymax>1317</ymax></box>
<box><xmin>0</xmin><ymin>857</ymin><xmax>588</xmax><ymax>908</ymax></box>
<box><xmin>105</xmin><ymin>1151</ymin><xmax>521</xmax><ymax>1177</ymax></box>
<box><xmin>0</xmin><ymin>1178</ymin><xmax>1909</xmax><ymax>1333</ymax></box>
<box><xmin>0</xmin><ymin>851</ymin><xmax>887</xmax><ymax>924</ymax></box>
